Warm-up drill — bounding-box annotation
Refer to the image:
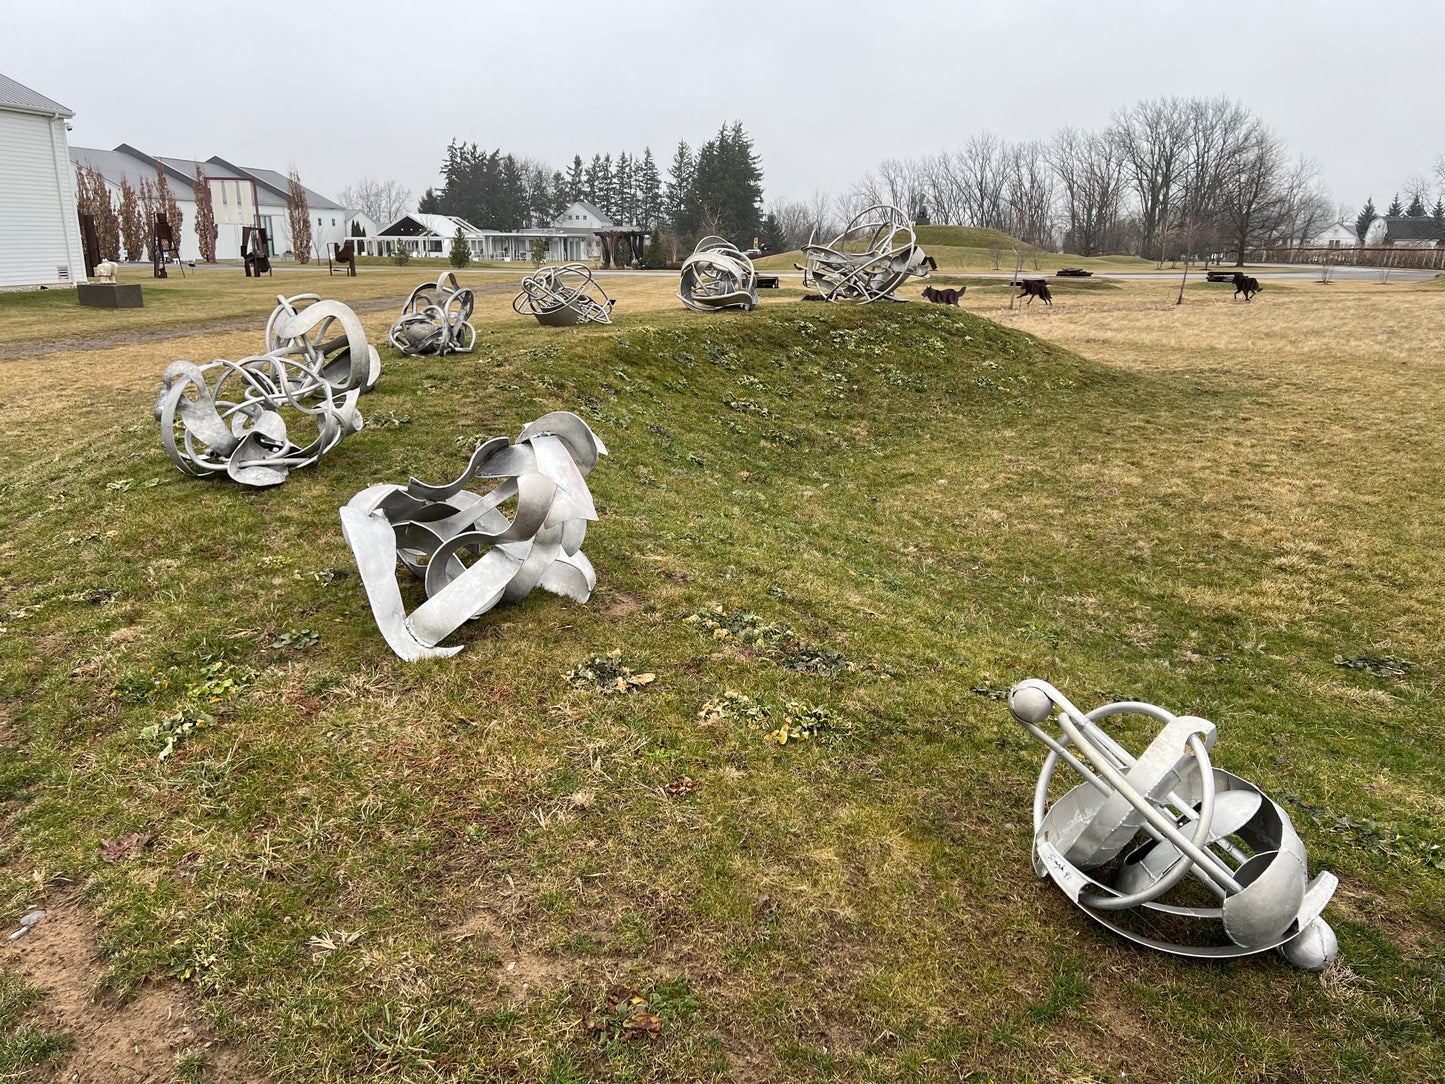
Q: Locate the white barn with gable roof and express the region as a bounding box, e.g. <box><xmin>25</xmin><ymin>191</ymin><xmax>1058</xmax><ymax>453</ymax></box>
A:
<box><xmin>0</xmin><ymin>72</ymin><xmax>87</xmax><ymax>289</ymax></box>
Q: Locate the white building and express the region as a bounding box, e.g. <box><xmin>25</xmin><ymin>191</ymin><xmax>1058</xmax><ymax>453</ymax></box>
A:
<box><xmin>1307</xmin><ymin>221</ymin><xmax>1359</xmax><ymax>247</ymax></box>
<box><xmin>69</xmin><ymin>144</ymin><xmax>352</xmax><ymax>262</ymax></box>
<box><xmin>368</xmin><ymin>201</ymin><xmax>645</xmax><ymax>263</ymax></box>
<box><xmin>0</xmin><ymin>72</ymin><xmax>87</xmax><ymax>289</ymax></box>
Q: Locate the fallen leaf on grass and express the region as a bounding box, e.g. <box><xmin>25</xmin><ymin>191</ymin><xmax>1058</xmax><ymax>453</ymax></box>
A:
<box><xmin>99</xmin><ymin>833</ymin><xmax>151</xmax><ymax>862</ymax></box>
<box><xmin>624</xmin><ymin>1012</ymin><xmax>662</xmax><ymax>1038</ymax></box>
<box><xmin>587</xmin><ymin>986</ymin><xmax>665</xmax><ymax>1041</ymax></box>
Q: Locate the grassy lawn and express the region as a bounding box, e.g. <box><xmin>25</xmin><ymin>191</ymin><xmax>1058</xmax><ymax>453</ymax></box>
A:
<box><xmin>756</xmin><ymin>226</ymin><xmax>1160</xmax><ymax>275</ymax></box>
<box><xmin>2</xmin><ymin>275</ymin><xmax>1444</xmax><ymax>1081</ymax></box>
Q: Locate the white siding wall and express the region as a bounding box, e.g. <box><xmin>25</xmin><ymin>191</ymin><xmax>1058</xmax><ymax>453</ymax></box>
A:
<box><xmin>0</xmin><ymin>109</ymin><xmax>86</xmax><ymax>288</ymax></box>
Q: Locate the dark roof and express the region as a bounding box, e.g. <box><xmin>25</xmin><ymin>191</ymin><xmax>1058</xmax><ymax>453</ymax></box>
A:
<box><xmin>0</xmin><ymin>72</ymin><xmax>72</xmax><ymax>117</ymax></box>
<box><xmin>1385</xmin><ymin>216</ymin><xmax>1442</xmax><ymax>242</ymax></box>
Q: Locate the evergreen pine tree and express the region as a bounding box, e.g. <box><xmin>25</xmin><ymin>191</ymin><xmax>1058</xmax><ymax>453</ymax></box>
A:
<box><xmin>584</xmin><ymin>154</ymin><xmax>602</xmax><ymax>206</ymax></box>
<box><xmin>643</xmin><ymin>228</ymin><xmax>667</xmax><ymax>269</ymax></box>
<box><xmin>1354</xmin><ymin>197</ymin><xmax>1376</xmax><ymax>243</ymax></box>
<box><xmin>664</xmin><ymin>141</ymin><xmax>694</xmax><ymax>231</ymax></box>
<box><xmin>1406</xmin><ymin>192</ymin><xmax>1427</xmax><ymax>217</ymax></box>
<box><xmin>449</xmin><ymin>226</ymin><xmax>471</xmax><ymax>269</ymax></box>
<box><xmin>638</xmin><ymin>148</ymin><xmax>662</xmax><ymax>228</ymax></box>
<box><xmin>597</xmin><ymin>154</ymin><xmax>615</xmax><ymax>219</ymax></box>
<box><xmin>418</xmin><ymin>187</ymin><xmax>442</xmax><ymax>214</ymax></box>
<box><xmin>1386</xmin><ymin>193</ymin><xmax>1403</xmax><ymax>217</ymax></box>
<box><xmin>683</xmin><ymin>122</ymin><xmax>764</xmax><ymax>240</ymax></box>
<box><xmin>1433</xmin><ymin>198</ymin><xmax>1445</xmax><ymax>240</ymax></box>
<box><xmin>614</xmin><ymin>151</ymin><xmax>633</xmax><ymax>224</ymax></box>
<box><xmin>550</xmin><ymin>171</ymin><xmax>569</xmax><ymax>221</ymax></box>
<box><xmin>759</xmin><ymin>213</ymin><xmax>787</xmax><ymax>254</ymax></box>
<box><xmin>567</xmin><ymin>156</ymin><xmax>584</xmax><ymax>202</ymax></box>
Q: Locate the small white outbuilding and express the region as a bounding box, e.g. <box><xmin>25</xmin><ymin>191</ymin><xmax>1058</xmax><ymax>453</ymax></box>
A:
<box><xmin>0</xmin><ymin>72</ymin><xmax>86</xmax><ymax>289</ymax></box>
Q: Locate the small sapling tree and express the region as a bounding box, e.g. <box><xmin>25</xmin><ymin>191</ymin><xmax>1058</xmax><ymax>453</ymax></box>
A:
<box><xmin>450</xmin><ymin>227</ymin><xmax>471</xmax><ymax>269</ymax></box>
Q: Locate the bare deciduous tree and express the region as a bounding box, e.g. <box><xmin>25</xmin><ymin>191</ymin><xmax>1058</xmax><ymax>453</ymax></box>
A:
<box><xmin>74</xmin><ymin>164</ymin><xmax>121</xmax><ymax>260</ymax></box>
<box><xmin>767</xmin><ymin>201</ymin><xmax>815</xmax><ymax>250</ymax></box>
<box><xmin>287</xmin><ymin>168</ymin><xmax>313</xmax><ymax>264</ymax></box>
<box><xmin>118</xmin><ymin>177</ymin><xmax>145</xmax><ymax>262</ymax></box>
<box><xmin>1049</xmin><ymin>127</ymin><xmax>1125</xmax><ymax>256</ymax></box>
<box><xmin>1111</xmin><ymin>97</ymin><xmax>1190</xmax><ymax>261</ymax></box>
<box><xmin>335</xmin><ymin>177</ymin><xmax>412</xmax><ymax>229</ymax></box>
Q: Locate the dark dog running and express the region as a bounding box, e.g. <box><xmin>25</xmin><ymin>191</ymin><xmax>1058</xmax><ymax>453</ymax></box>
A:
<box><xmin>1233</xmin><ymin>272</ymin><xmax>1261</xmax><ymax>301</ymax></box>
<box><xmin>922</xmin><ymin>285</ymin><xmax>965</xmax><ymax>306</ymax></box>
<box><xmin>1016</xmin><ymin>279</ymin><xmax>1052</xmax><ymax>306</ymax></box>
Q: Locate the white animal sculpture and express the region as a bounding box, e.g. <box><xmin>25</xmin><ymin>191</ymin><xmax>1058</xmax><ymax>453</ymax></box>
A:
<box><xmin>95</xmin><ymin>260</ymin><xmax>119</xmax><ymax>283</ymax></box>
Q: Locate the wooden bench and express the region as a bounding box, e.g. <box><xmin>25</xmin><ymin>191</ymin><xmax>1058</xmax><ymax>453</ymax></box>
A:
<box><xmin>756</xmin><ymin>274</ymin><xmax>780</xmax><ymax>289</ymax></box>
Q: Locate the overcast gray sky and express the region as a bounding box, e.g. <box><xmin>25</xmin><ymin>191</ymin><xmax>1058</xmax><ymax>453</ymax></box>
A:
<box><xmin>8</xmin><ymin>1</ymin><xmax>1441</xmax><ymax>218</ymax></box>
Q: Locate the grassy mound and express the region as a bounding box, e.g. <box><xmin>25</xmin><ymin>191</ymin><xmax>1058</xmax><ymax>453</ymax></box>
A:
<box><xmin>2</xmin><ymin>300</ymin><xmax>1443</xmax><ymax>1081</ymax></box>
<box><xmin>913</xmin><ymin>224</ymin><xmax>1019</xmax><ymax>249</ymax></box>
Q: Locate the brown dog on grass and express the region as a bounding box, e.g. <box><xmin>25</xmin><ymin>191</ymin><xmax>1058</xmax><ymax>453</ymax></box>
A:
<box><xmin>922</xmin><ymin>285</ymin><xmax>965</xmax><ymax>306</ymax></box>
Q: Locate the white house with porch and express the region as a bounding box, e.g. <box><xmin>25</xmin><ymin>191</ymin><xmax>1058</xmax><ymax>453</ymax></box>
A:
<box><xmin>0</xmin><ymin>72</ymin><xmax>87</xmax><ymax>288</ymax></box>
<box><xmin>369</xmin><ymin>201</ymin><xmax>645</xmax><ymax>263</ymax></box>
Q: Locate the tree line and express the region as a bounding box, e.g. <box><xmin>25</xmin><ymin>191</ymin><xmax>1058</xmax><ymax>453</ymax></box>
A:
<box><xmin>768</xmin><ymin>96</ymin><xmax>1339</xmax><ymax>264</ymax></box>
<box><xmin>414</xmin><ymin>122</ymin><xmax>766</xmax><ymax>253</ymax></box>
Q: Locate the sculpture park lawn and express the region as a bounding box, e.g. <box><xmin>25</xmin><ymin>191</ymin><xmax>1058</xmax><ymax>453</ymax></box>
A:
<box><xmin>0</xmin><ymin>272</ymin><xmax>1443</xmax><ymax>1081</ymax></box>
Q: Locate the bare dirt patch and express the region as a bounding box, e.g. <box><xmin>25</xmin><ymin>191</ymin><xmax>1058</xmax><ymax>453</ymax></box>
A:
<box><xmin>4</xmin><ymin>892</ymin><xmax>262</xmax><ymax>1083</ymax></box>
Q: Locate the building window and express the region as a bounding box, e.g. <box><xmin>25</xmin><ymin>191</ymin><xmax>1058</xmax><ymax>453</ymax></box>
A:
<box><xmin>331</xmin><ymin>218</ymin><xmax>336</xmax><ymax>227</ymax></box>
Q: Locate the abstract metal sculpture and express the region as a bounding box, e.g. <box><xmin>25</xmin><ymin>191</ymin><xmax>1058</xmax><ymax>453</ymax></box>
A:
<box><xmin>513</xmin><ymin>263</ymin><xmax>614</xmax><ymax>326</ymax></box>
<box><xmin>678</xmin><ymin>236</ymin><xmax>758</xmax><ymax>312</ymax></box>
<box><xmin>1007</xmin><ymin>678</ymin><xmax>1338</xmax><ymax>970</ymax></box>
<box><xmin>242</xmin><ymin>226</ymin><xmax>272</xmax><ymax>277</ymax></box>
<box><xmin>388</xmin><ymin>272</ymin><xmax>476</xmax><ymax>355</ymax></box>
<box><xmin>154</xmin><ymin>294</ymin><xmax>380</xmax><ymax>487</ymax></box>
<box><xmin>340</xmin><ymin>412</ymin><xmax>607</xmax><ymax>661</ymax></box>
<box><xmin>798</xmin><ymin>204</ymin><xmax>931</xmax><ymax>303</ymax></box>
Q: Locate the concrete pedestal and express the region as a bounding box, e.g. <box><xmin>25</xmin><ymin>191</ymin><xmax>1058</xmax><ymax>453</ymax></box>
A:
<box><xmin>78</xmin><ymin>283</ymin><xmax>143</xmax><ymax>308</ymax></box>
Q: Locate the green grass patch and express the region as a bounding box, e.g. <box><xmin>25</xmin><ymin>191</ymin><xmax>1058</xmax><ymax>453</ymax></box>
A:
<box><xmin>2</xmin><ymin>295</ymin><xmax>1444</xmax><ymax>1080</ymax></box>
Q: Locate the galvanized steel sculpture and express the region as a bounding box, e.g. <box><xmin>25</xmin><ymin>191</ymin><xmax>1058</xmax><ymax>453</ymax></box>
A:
<box><xmin>678</xmin><ymin>236</ymin><xmax>758</xmax><ymax>311</ymax></box>
<box><xmin>513</xmin><ymin>263</ymin><xmax>614</xmax><ymax>326</ymax></box>
<box><xmin>799</xmin><ymin>203</ymin><xmax>931</xmax><ymax>303</ymax></box>
<box><xmin>1007</xmin><ymin>678</ymin><xmax>1339</xmax><ymax>970</ymax></box>
<box><xmin>389</xmin><ymin>272</ymin><xmax>476</xmax><ymax>356</ymax></box>
<box><xmin>340</xmin><ymin>411</ymin><xmax>607</xmax><ymax>661</ymax></box>
<box><xmin>155</xmin><ymin>294</ymin><xmax>380</xmax><ymax>487</ymax></box>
